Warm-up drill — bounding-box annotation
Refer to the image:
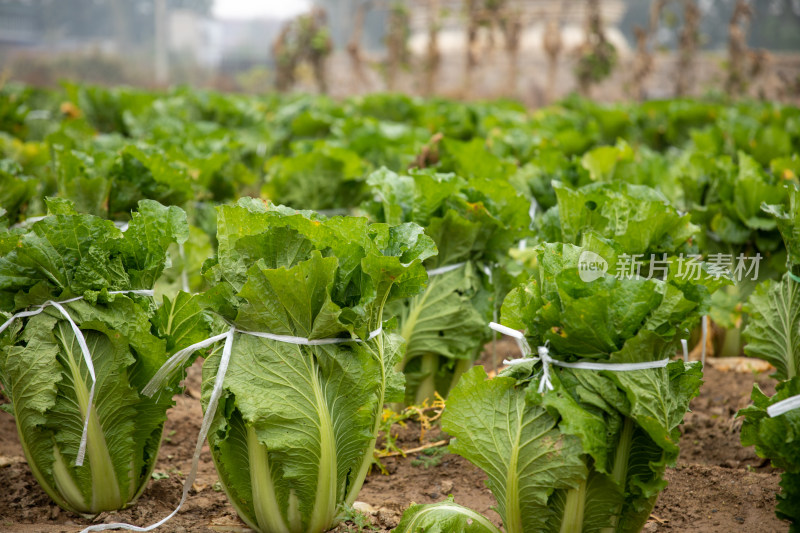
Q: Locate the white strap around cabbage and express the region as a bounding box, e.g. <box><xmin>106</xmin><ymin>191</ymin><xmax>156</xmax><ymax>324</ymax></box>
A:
<box><xmin>768</xmin><ymin>395</ymin><xmax>800</xmax><ymax>418</ymax></box>
<box><xmin>81</xmin><ymin>324</ymin><xmax>382</xmax><ymax>533</ymax></box>
<box><xmin>177</xmin><ymin>243</ymin><xmax>190</xmax><ymax>293</ymax></box>
<box><xmin>0</xmin><ymin>290</ymin><xmax>154</xmax><ymax>466</ymax></box>
<box><xmin>490</xmin><ymin>319</ymin><xmax>798</xmax><ymax>418</ymax></box>
<box><xmin>427</xmin><ymin>262</ymin><xmax>496</xmax><ymax>280</ymax></box>
<box><xmin>426</xmin><ymin>262</ymin><xmax>466</xmax><ymax>277</ymax></box>
<box><xmin>489</xmin><ymin>322</ymin><xmax>671</xmax><ymax>394</ymax></box>
<box><xmin>700</xmin><ymin>315</ymin><xmax>708</xmax><ymax>366</ymax></box>
<box><xmin>12</xmin><ymin>218</ymin><xmax>130</xmax><ymax>231</ymax></box>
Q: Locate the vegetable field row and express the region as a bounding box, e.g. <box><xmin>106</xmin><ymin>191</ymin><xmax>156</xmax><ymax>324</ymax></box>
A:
<box><xmin>1</xmin><ymin>83</ymin><xmax>799</xmax><ymax>532</ymax></box>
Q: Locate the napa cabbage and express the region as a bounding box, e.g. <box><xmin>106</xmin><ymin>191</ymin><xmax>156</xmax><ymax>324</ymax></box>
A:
<box><xmin>197</xmin><ymin>198</ymin><xmax>435</xmax><ymax>533</ymax></box>
<box><xmin>0</xmin><ymin>199</ymin><xmax>200</xmax><ymax>514</ymax></box>
<box><xmin>738</xmin><ymin>187</ymin><xmax>800</xmax><ymax>530</ymax></box>
<box><xmin>363</xmin><ymin>167</ymin><xmax>530</xmax><ymax>405</ymax></box>
<box><xmin>399</xmin><ymin>179</ymin><xmax>718</xmax><ymax>532</ymax></box>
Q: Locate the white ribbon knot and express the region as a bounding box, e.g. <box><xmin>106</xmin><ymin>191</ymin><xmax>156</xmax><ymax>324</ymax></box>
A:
<box><xmin>489</xmin><ymin>322</ymin><xmax>671</xmax><ymax>393</ymax></box>
<box><xmin>0</xmin><ymin>290</ymin><xmax>154</xmax><ymax>467</ymax></box>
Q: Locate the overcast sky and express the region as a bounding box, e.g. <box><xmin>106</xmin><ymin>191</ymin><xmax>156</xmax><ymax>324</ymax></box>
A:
<box><xmin>213</xmin><ymin>0</ymin><xmax>311</xmax><ymax>20</ymax></box>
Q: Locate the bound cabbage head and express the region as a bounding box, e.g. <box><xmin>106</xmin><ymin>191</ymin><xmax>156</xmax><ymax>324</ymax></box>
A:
<box><xmin>0</xmin><ymin>199</ymin><xmax>201</xmax><ymax>514</ymax></box>
<box><xmin>199</xmin><ymin>199</ymin><xmax>436</xmax><ymax>533</ymax></box>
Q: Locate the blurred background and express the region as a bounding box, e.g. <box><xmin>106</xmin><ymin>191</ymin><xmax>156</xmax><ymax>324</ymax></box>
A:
<box><xmin>0</xmin><ymin>0</ymin><xmax>798</xmax><ymax>105</ymax></box>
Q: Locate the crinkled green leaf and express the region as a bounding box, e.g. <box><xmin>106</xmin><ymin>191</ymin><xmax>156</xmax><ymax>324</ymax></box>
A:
<box><xmin>395</xmin><ymin>497</ymin><xmax>503</xmax><ymax>533</ymax></box>
<box><xmin>0</xmin><ymin>199</ymin><xmax>186</xmax><ymax>308</ymax></box>
<box><xmin>108</xmin><ymin>144</ymin><xmax>194</xmax><ymax>216</ymax></box>
<box><xmin>0</xmin><ymin>159</ymin><xmax>37</xmax><ymax>224</ymax></box>
<box><xmin>263</xmin><ymin>142</ymin><xmax>368</xmax><ymax>211</ymax></box>
<box><xmin>548</xmin><ymin>181</ymin><xmax>698</xmax><ymax>256</ymax></box>
<box><xmin>763</xmin><ymin>184</ymin><xmax>800</xmax><ymax>268</ymax></box>
<box><xmin>363</xmin><ymin>167</ymin><xmax>527</xmax><ymax>403</ymax></box>
<box><xmin>396</xmin><ymin>264</ymin><xmax>487</xmax><ymax>404</ymax></box>
<box><xmin>52</xmin><ymin>147</ymin><xmax>110</xmax><ymax>218</ymax></box>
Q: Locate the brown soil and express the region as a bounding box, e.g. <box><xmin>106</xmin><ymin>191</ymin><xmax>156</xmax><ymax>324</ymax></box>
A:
<box><xmin>0</xmin><ymin>341</ymin><xmax>789</xmax><ymax>533</ymax></box>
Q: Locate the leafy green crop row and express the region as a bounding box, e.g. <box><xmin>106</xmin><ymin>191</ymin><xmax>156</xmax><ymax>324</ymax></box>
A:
<box><xmin>1</xmin><ymin>82</ymin><xmax>799</xmax><ymax>532</ymax></box>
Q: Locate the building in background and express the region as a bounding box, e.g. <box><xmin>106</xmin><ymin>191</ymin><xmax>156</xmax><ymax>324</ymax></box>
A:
<box><xmin>0</xmin><ymin>0</ymin><xmax>798</xmax><ymax>96</ymax></box>
<box><xmin>169</xmin><ymin>8</ymin><xmax>222</xmax><ymax>69</ymax></box>
<box><xmin>0</xmin><ymin>1</ymin><xmax>40</xmax><ymax>46</ymax></box>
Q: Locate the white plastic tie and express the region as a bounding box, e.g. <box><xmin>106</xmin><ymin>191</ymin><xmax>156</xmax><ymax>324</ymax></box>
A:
<box><xmin>489</xmin><ymin>322</ymin><xmax>670</xmax><ymax>393</ymax></box>
<box><xmin>489</xmin><ymin>322</ymin><xmax>532</xmax><ymax>360</ymax></box>
<box><xmin>767</xmin><ymin>394</ymin><xmax>800</xmax><ymax>418</ymax></box>
<box><xmin>426</xmin><ymin>262</ymin><xmax>466</xmax><ymax>277</ymax></box>
<box><xmin>239</xmin><ymin>327</ymin><xmax>382</xmax><ymax>346</ymax></box>
<box><xmin>95</xmin><ymin>325</ymin><xmax>382</xmax><ymax>533</ymax></box>
<box><xmin>700</xmin><ymin>315</ymin><xmax>708</xmax><ymax>366</ymax></box>
<box><xmin>528</xmin><ymin>198</ymin><xmax>539</xmax><ymax>224</ymax></box>
<box><xmin>482</xmin><ymin>264</ymin><xmax>493</xmax><ymax>282</ymax></box>
<box><xmin>177</xmin><ymin>242</ymin><xmax>190</xmax><ymax>294</ymax></box>
<box><xmin>0</xmin><ymin>290</ymin><xmax>154</xmax><ymax>466</ymax></box>
<box><xmin>516</xmin><ymin>199</ymin><xmax>539</xmax><ymax>252</ymax></box>
<box><xmin>12</xmin><ymin>218</ymin><xmax>129</xmax><ymax>231</ymax></box>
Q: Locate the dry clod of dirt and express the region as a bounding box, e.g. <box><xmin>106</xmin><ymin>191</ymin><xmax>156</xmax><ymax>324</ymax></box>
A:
<box><xmin>377</xmin><ymin>508</ymin><xmax>400</xmax><ymax>528</ymax></box>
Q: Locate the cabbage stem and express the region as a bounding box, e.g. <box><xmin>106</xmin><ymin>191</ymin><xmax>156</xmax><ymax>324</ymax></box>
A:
<box><xmin>345</xmin><ymin>335</ymin><xmax>385</xmax><ymax>507</ymax></box>
<box><xmin>308</xmin><ymin>357</ymin><xmax>338</xmax><ymax>533</ymax></box>
<box><xmin>504</xmin><ymin>408</ymin><xmax>524</xmax><ymax>533</ymax></box>
<box><xmin>414</xmin><ymin>353</ymin><xmax>439</xmax><ymax>405</ymax></box>
<box><xmin>60</xmin><ymin>325</ymin><xmax>123</xmax><ymax>512</ymax></box>
<box><xmin>559</xmin><ymin>478</ymin><xmax>587</xmax><ymax>533</ymax></box>
<box><xmin>601</xmin><ymin>416</ymin><xmax>635</xmax><ymax>533</ymax></box>
<box><xmin>246</xmin><ymin>425</ymin><xmax>290</xmax><ymax>533</ymax></box>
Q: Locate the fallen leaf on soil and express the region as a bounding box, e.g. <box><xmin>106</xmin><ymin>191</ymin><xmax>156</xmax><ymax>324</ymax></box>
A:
<box><xmin>352</xmin><ymin>501</ymin><xmax>378</xmax><ymax>515</ymax></box>
<box><xmin>0</xmin><ymin>455</ymin><xmax>24</xmax><ymax>468</ymax></box>
<box><xmin>706</xmin><ymin>357</ymin><xmax>774</xmax><ymax>374</ymax></box>
<box><xmin>209</xmin><ymin>516</ymin><xmax>254</xmax><ymax>532</ymax></box>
